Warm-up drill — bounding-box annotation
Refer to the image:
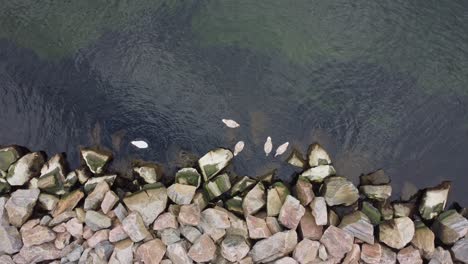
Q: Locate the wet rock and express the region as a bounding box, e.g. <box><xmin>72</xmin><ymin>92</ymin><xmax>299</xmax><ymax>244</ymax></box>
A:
<box><xmin>0</xmin><ymin>224</ymin><xmax>22</xmax><ymax>254</ymax></box>
<box><xmin>339</xmin><ymin>211</ymin><xmax>374</xmax><ymax>244</ymax></box>
<box><xmin>66</xmin><ymin>218</ymin><xmax>83</xmax><ymax>238</ymax></box>
<box><xmin>21</xmin><ymin>224</ymin><xmax>56</xmax><ymax>247</ymax></box>
<box><xmin>287</xmin><ymin>149</ymin><xmax>306</xmax><ymax>169</ymax></box>
<box><xmin>226</xmin><ymin>196</ymin><xmax>244</xmax><ymax>214</ymax></box>
<box><xmin>83</xmin><ymin>174</ymin><xmax>116</xmax><ymax>193</ymax></box>
<box><xmin>321</xmin><ymin>176</ymin><xmax>359</xmax><ymax>206</ymax></box>
<box><xmin>451</xmin><ymin>238</ymin><xmax>468</xmax><ymax>263</ymax></box>
<box><xmin>123</xmin><ymin>184</ymin><xmax>168</xmax><ymax>226</ymax></box>
<box><xmin>320</xmin><ymin>225</ymin><xmax>353</xmax><ymax>259</ymax></box>
<box><xmin>168</xmin><ymin>183</ymin><xmax>196</xmax><ymax>205</ymax></box>
<box><xmin>310</xmin><ymin>196</ymin><xmax>328</xmax><ymax>226</ymax></box>
<box><xmin>85</xmin><ymin>210</ymin><xmax>111</xmax><ymax>231</ymax></box>
<box><xmin>122</xmin><ymin>211</ymin><xmax>150</xmax><ymax>242</ymax></box>
<box><xmin>397</xmin><ymin>246</ymin><xmax>423</xmax><ymax>264</ymax></box>
<box><xmin>87</xmin><ymin>229</ymin><xmax>109</xmax><ymax>248</ymax></box>
<box><xmin>154</xmin><ymin>212</ymin><xmax>178</xmax><ymax>231</ymax></box>
<box><xmin>80</xmin><ymin>148</ymin><xmax>111</xmax><ymax>174</ymax></box>
<box><xmin>0</xmin><ymin>146</ymin><xmax>23</xmax><ymax>173</ymax></box>
<box><xmin>278</xmin><ymin>195</ymin><xmax>305</xmax><ymax>229</ymax></box>
<box><xmin>431</xmin><ymin>209</ymin><xmax>468</xmax><ymax>244</ymax></box>
<box><xmin>393</xmin><ymin>202</ymin><xmax>415</xmax><ymax>218</ymax></box>
<box><xmin>293</xmin><ymin>239</ymin><xmax>320</xmax><ymax>264</ymax></box>
<box><xmin>379</xmin><ymin>217</ymin><xmax>415</xmax><ymax>249</ymax></box>
<box><xmin>38</xmin><ymin>193</ymin><xmax>58</xmax><ymax>211</ymax></box>
<box><xmin>411</xmin><ymin>221</ymin><xmax>435</xmax><ymax>259</ymax></box>
<box><xmin>361</xmin><ymin>243</ymin><xmax>382</xmax><ymax>264</ymax></box>
<box><xmin>204</xmin><ymin>173</ymin><xmax>231</xmax><ymax>200</ymax></box>
<box><xmin>342</xmin><ymin>244</ymin><xmax>360</xmax><ymax>264</ymax></box>
<box><xmin>308</xmin><ymin>143</ymin><xmax>332</xmax><ymax>167</ymax></box>
<box><xmin>230</xmin><ymin>176</ymin><xmax>256</xmax><ymax>196</ymax></box>
<box><xmin>299</xmin><ymin>209</ymin><xmax>323</xmax><ymax>240</ymax></box>
<box><xmin>198</xmin><ymin>148</ymin><xmax>233</xmax><ymax>181</ymax></box>
<box><xmin>419</xmin><ymin>181</ymin><xmax>450</xmax><ymax>220</ymax></box>
<box><xmin>136</xmin><ymin>239</ymin><xmax>166</xmax><ymax>264</ymax></box>
<box><xmin>101</xmin><ymin>190</ymin><xmax>119</xmax><ymax>214</ymax></box>
<box><xmin>6</xmin><ymin>152</ymin><xmax>45</xmax><ymax>186</ymax></box>
<box><xmin>221</xmin><ymin>235</ymin><xmax>250</xmax><ymax>262</ymax></box>
<box><xmin>401</xmin><ymin>181</ymin><xmax>419</xmax><ymax>201</ymax></box>
<box><xmin>429</xmin><ymin>247</ymin><xmax>453</xmax><ymax>264</ymax></box>
<box><xmin>109</xmin><ymin>239</ymin><xmax>133</xmax><ymax>264</ymax></box>
<box><xmin>294</xmin><ymin>177</ymin><xmax>314</xmax><ymax>206</ymax></box>
<box><xmin>243</xmin><ymin>182</ymin><xmax>266</xmax><ymax>215</ymax></box>
<box><xmin>360</xmin><ymin>185</ymin><xmax>392</xmax><ymax>201</ymax></box>
<box><xmin>5</xmin><ymin>188</ymin><xmax>40</xmax><ymax>227</ymax></box>
<box><xmin>188</xmin><ymin>234</ymin><xmax>217</xmax><ymax>262</ymax></box>
<box><xmin>166</xmin><ymin>241</ymin><xmax>193</xmax><ymax>264</ymax></box>
<box><xmin>52</xmin><ymin>189</ymin><xmax>84</xmax><ymax>217</ymax></box>
<box><xmin>175</xmin><ymin>168</ymin><xmax>201</xmax><ymax>187</ymax></box>
<box><xmin>246</xmin><ymin>215</ymin><xmax>271</xmax><ymax>239</ymax></box>
<box><xmin>266</xmin><ymin>216</ymin><xmax>283</xmax><ymax>235</ymax></box>
<box><xmin>362</xmin><ymin>201</ymin><xmax>381</xmax><ymax>225</ymax></box>
<box><xmin>134</xmin><ymin>163</ymin><xmax>162</xmax><ymax>184</ymax></box>
<box><xmin>249</xmin><ymin>230</ymin><xmax>298</xmax><ymax>263</ymax></box>
<box><xmin>84</xmin><ymin>180</ymin><xmax>109</xmax><ymax>210</ymax></box>
<box><xmin>178</xmin><ymin>203</ymin><xmax>201</xmax><ymax>226</ymax></box>
<box><xmin>300</xmin><ymin>165</ymin><xmax>336</xmax><ymax>182</ymax></box>
<box><xmin>16</xmin><ymin>242</ymin><xmax>62</xmax><ymax>263</ymax></box>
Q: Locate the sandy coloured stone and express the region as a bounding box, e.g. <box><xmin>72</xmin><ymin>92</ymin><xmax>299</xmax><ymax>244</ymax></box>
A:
<box><xmin>249</xmin><ymin>230</ymin><xmax>298</xmax><ymax>263</ymax></box>
<box><xmin>342</xmin><ymin>244</ymin><xmax>361</xmax><ymax>264</ymax></box>
<box><xmin>0</xmin><ymin>224</ymin><xmax>23</xmax><ymax>254</ymax></box>
<box><xmin>168</xmin><ymin>183</ymin><xmax>197</xmax><ymax>205</ymax></box>
<box><xmin>221</xmin><ymin>235</ymin><xmax>250</xmax><ymax>262</ymax></box>
<box><xmin>411</xmin><ymin>221</ymin><xmax>435</xmax><ymax>259</ymax></box>
<box><xmin>87</xmin><ymin>229</ymin><xmax>109</xmax><ymax>248</ymax></box>
<box><xmin>101</xmin><ymin>190</ymin><xmax>119</xmax><ymax>214</ymax></box>
<box><xmin>83</xmin><ymin>174</ymin><xmax>116</xmax><ymax>193</ymax></box>
<box><xmin>85</xmin><ymin>210</ymin><xmax>111</xmax><ymax>231</ymax></box>
<box><xmin>379</xmin><ymin>217</ymin><xmax>415</xmax><ymax>249</ymax></box>
<box><xmin>431</xmin><ymin>209</ymin><xmax>468</xmax><ymax>245</ymax></box>
<box><xmin>80</xmin><ymin>148</ymin><xmax>112</xmax><ymax>174</ymax></box>
<box><xmin>308</xmin><ymin>143</ymin><xmax>332</xmax><ymax>167</ymax></box>
<box><xmin>361</xmin><ymin>243</ymin><xmax>382</xmax><ymax>264</ymax></box>
<box><xmin>6</xmin><ymin>152</ymin><xmax>45</xmax><ymax>186</ymax></box>
<box><xmin>294</xmin><ymin>177</ymin><xmax>314</xmax><ymax>206</ymax></box>
<box><xmin>154</xmin><ymin>212</ymin><xmax>179</xmax><ymax>230</ymax></box>
<box><xmin>65</xmin><ymin>218</ymin><xmax>83</xmax><ymax>238</ymax></box>
<box><xmin>109</xmin><ymin>239</ymin><xmax>134</xmax><ymax>264</ymax></box>
<box><xmin>300</xmin><ymin>165</ymin><xmax>336</xmax><ymax>182</ymax></box>
<box><xmin>21</xmin><ymin>224</ymin><xmax>56</xmax><ymax>247</ymax></box>
<box><xmin>5</xmin><ymin>188</ymin><xmax>40</xmax><ymax>227</ymax></box>
<box><xmin>310</xmin><ymin>196</ymin><xmax>328</xmax><ymax>226</ymax></box>
<box><xmin>274</xmin><ymin>257</ymin><xmax>298</xmax><ymax>264</ymax></box>
<box><xmin>166</xmin><ymin>241</ymin><xmax>193</xmax><ymax>264</ymax></box>
<box><xmin>293</xmin><ymin>239</ymin><xmax>320</xmax><ymax>264</ymax></box>
<box><xmin>321</xmin><ymin>176</ymin><xmax>359</xmax><ymax>206</ymax></box>
<box><xmin>451</xmin><ymin>238</ymin><xmax>468</xmax><ymax>263</ymax></box>
<box><xmin>339</xmin><ymin>211</ymin><xmax>374</xmax><ymax>244</ymax></box>
<box><xmin>0</xmin><ymin>255</ymin><xmax>14</xmax><ymax>264</ymax></box>
<box><xmin>201</xmin><ymin>208</ymin><xmax>230</xmax><ymax>229</ymax></box>
<box><xmin>320</xmin><ymin>225</ymin><xmax>354</xmax><ymax>259</ymax></box>
<box><xmin>136</xmin><ymin>239</ymin><xmax>166</xmax><ymax>264</ymax></box>
<box><xmin>52</xmin><ymin>189</ymin><xmax>84</xmax><ymax>217</ymax></box>
<box><xmin>278</xmin><ymin>195</ymin><xmax>305</xmax><ymax>230</ymax></box>
<box><xmin>299</xmin><ymin>209</ymin><xmax>323</xmax><ymax>240</ymax></box>
<box><xmin>429</xmin><ymin>246</ymin><xmax>453</xmax><ymax>264</ymax></box>
<box><xmin>188</xmin><ymin>234</ymin><xmax>217</xmax><ymax>262</ymax></box>
<box><xmin>246</xmin><ymin>215</ymin><xmax>271</xmax><ymax>239</ymax></box>
<box><xmin>122</xmin><ymin>211</ymin><xmax>151</xmax><ymax>242</ymax></box>
<box><xmin>198</xmin><ymin>148</ymin><xmax>233</xmax><ymax>181</ymax></box>
<box><xmin>134</xmin><ymin>163</ymin><xmax>162</xmax><ymax>184</ymax></box>
<box><xmin>360</xmin><ymin>185</ymin><xmax>392</xmax><ymax>201</ymax></box>
<box><xmin>178</xmin><ymin>204</ymin><xmax>200</xmax><ymax>226</ymax></box>
<box><xmin>38</xmin><ymin>193</ymin><xmax>59</xmax><ymax>211</ymax></box>
<box><xmin>243</xmin><ymin>182</ymin><xmax>266</xmax><ymax>215</ymax></box>
<box><xmin>123</xmin><ymin>185</ymin><xmax>168</xmax><ymax>226</ymax></box>
<box><xmin>109</xmin><ymin>224</ymin><xmax>129</xmax><ymax>242</ymax></box>
<box><xmin>266</xmin><ymin>216</ymin><xmax>283</xmax><ymax>234</ymax></box>
<box><xmin>84</xmin><ymin>180</ymin><xmax>110</xmax><ymax>210</ymax></box>
<box><xmin>159</xmin><ymin>228</ymin><xmax>181</xmax><ymax>245</ymax></box>
<box><xmin>397</xmin><ymin>246</ymin><xmax>423</xmax><ymax>264</ymax></box>
<box><xmin>267</xmin><ymin>186</ymin><xmax>284</xmax><ymax>217</ymax></box>
<box><xmin>419</xmin><ymin>181</ymin><xmax>450</xmax><ymax>220</ymax></box>
<box><xmin>393</xmin><ymin>202</ymin><xmax>415</xmax><ymax>218</ymax></box>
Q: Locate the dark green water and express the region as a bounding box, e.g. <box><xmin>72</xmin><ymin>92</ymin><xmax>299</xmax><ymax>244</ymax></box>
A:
<box><xmin>1</xmin><ymin>0</ymin><xmax>467</xmax><ymax>203</ymax></box>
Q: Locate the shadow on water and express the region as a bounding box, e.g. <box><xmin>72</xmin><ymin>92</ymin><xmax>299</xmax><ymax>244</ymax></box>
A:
<box><xmin>0</xmin><ymin>0</ymin><xmax>467</xmax><ymax>203</ymax></box>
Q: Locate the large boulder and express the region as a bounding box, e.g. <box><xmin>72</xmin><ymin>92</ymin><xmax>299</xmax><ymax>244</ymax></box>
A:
<box><xmin>431</xmin><ymin>209</ymin><xmax>468</xmax><ymax>245</ymax></box>
<box><xmin>123</xmin><ymin>184</ymin><xmax>168</xmax><ymax>226</ymax></box>
<box><xmin>5</xmin><ymin>188</ymin><xmax>40</xmax><ymax>227</ymax></box>
<box><xmin>379</xmin><ymin>217</ymin><xmax>415</xmax><ymax>249</ymax></box>
<box><xmin>339</xmin><ymin>211</ymin><xmax>374</xmax><ymax>244</ymax></box>
<box><xmin>6</xmin><ymin>152</ymin><xmax>45</xmax><ymax>186</ymax></box>
<box><xmin>307</xmin><ymin>143</ymin><xmax>332</xmax><ymax>167</ymax></box>
<box><xmin>249</xmin><ymin>230</ymin><xmax>298</xmax><ymax>263</ymax></box>
<box><xmin>419</xmin><ymin>181</ymin><xmax>451</xmax><ymax>220</ymax></box>
<box><xmin>198</xmin><ymin>148</ymin><xmax>233</xmax><ymax>181</ymax></box>
<box><xmin>319</xmin><ymin>226</ymin><xmax>354</xmax><ymax>259</ymax></box>
<box><xmin>321</xmin><ymin>176</ymin><xmax>359</xmax><ymax>206</ymax></box>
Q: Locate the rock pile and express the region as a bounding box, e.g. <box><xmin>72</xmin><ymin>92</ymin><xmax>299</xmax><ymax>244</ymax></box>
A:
<box><xmin>0</xmin><ymin>144</ymin><xmax>467</xmax><ymax>263</ymax></box>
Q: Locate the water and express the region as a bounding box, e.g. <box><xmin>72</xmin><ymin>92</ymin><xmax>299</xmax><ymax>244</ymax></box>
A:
<box><xmin>1</xmin><ymin>0</ymin><xmax>467</xmax><ymax>203</ymax></box>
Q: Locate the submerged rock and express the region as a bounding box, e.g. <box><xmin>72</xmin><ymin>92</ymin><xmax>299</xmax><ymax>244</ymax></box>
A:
<box><xmin>300</xmin><ymin>165</ymin><xmax>336</xmax><ymax>183</ymax></box>
<box><xmin>168</xmin><ymin>183</ymin><xmax>196</xmax><ymax>205</ymax></box>
<box><xmin>7</xmin><ymin>152</ymin><xmax>45</xmax><ymax>186</ymax></box>
<box><xmin>175</xmin><ymin>168</ymin><xmax>201</xmax><ymax>187</ymax></box>
<box><xmin>5</xmin><ymin>188</ymin><xmax>40</xmax><ymax>227</ymax></box>
<box><xmin>360</xmin><ymin>185</ymin><xmax>392</xmax><ymax>201</ymax></box>
<box><xmin>80</xmin><ymin>148</ymin><xmax>112</xmax><ymax>174</ymax></box>
<box><xmin>123</xmin><ymin>184</ymin><xmax>167</xmax><ymax>226</ymax></box>
<box><xmin>308</xmin><ymin>143</ymin><xmax>331</xmax><ymax>167</ymax></box>
<box><xmin>243</xmin><ymin>182</ymin><xmax>266</xmax><ymax>215</ymax></box>
<box><xmin>287</xmin><ymin>150</ymin><xmax>306</xmax><ymax>169</ymax></box>
<box><xmin>198</xmin><ymin>148</ymin><xmax>233</xmax><ymax>181</ymax></box>
<box><xmin>431</xmin><ymin>209</ymin><xmax>468</xmax><ymax>245</ymax></box>
<box><xmin>419</xmin><ymin>181</ymin><xmax>451</xmax><ymax>220</ymax></box>
<box><xmin>339</xmin><ymin>211</ymin><xmax>374</xmax><ymax>244</ymax></box>
<box><xmin>379</xmin><ymin>217</ymin><xmax>415</xmax><ymax>249</ymax></box>
<box><xmin>134</xmin><ymin>163</ymin><xmax>162</xmax><ymax>184</ymax></box>
<box><xmin>320</xmin><ymin>225</ymin><xmax>354</xmax><ymax>259</ymax></box>
<box><xmin>360</xmin><ymin>169</ymin><xmax>390</xmax><ymax>185</ymax></box>
<box><xmin>204</xmin><ymin>173</ymin><xmax>231</xmax><ymax>200</ymax></box>
<box><xmin>321</xmin><ymin>176</ymin><xmax>359</xmax><ymax>206</ymax></box>
<box><xmin>249</xmin><ymin>230</ymin><xmax>298</xmax><ymax>263</ymax></box>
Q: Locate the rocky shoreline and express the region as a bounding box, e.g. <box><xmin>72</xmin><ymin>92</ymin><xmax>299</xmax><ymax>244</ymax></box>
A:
<box><xmin>0</xmin><ymin>144</ymin><xmax>467</xmax><ymax>263</ymax></box>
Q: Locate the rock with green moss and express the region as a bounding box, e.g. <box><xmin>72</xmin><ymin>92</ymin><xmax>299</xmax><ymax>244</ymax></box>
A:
<box><xmin>83</xmin><ymin>174</ymin><xmax>116</xmax><ymax>193</ymax></box>
<box><xmin>419</xmin><ymin>181</ymin><xmax>450</xmax><ymax>220</ymax></box>
<box><xmin>7</xmin><ymin>152</ymin><xmax>45</xmax><ymax>186</ymax></box>
<box><xmin>134</xmin><ymin>163</ymin><xmax>162</xmax><ymax>184</ymax></box>
<box><xmin>321</xmin><ymin>176</ymin><xmax>359</xmax><ymax>206</ymax></box>
<box><xmin>431</xmin><ymin>209</ymin><xmax>468</xmax><ymax>245</ymax></box>
<box><xmin>230</xmin><ymin>176</ymin><xmax>256</xmax><ymax>196</ymax></box>
<box><xmin>308</xmin><ymin>143</ymin><xmax>332</xmax><ymax>167</ymax></box>
<box><xmin>362</xmin><ymin>201</ymin><xmax>381</xmax><ymax>225</ymax></box>
<box><xmin>0</xmin><ymin>146</ymin><xmax>23</xmax><ymax>174</ymax></box>
<box><xmin>287</xmin><ymin>149</ymin><xmax>306</xmax><ymax>168</ymax></box>
<box><xmin>226</xmin><ymin>196</ymin><xmax>243</xmax><ymax>214</ymax></box>
<box><xmin>123</xmin><ymin>184</ymin><xmax>167</xmax><ymax>226</ymax></box>
<box><xmin>300</xmin><ymin>165</ymin><xmax>336</xmax><ymax>183</ymax></box>
<box><xmin>37</xmin><ymin>154</ymin><xmax>68</xmax><ymax>195</ymax></box>
<box><xmin>167</xmin><ymin>183</ymin><xmax>196</xmax><ymax>205</ymax></box>
<box><xmin>198</xmin><ymin>148</ymin><xmax>233</xmax><ymax>181</ymax></box>
<box><xmin>204</xmin><ymin>173</ymin><xmax>231</xmax><ymax>200</ymax></box>
<box><xmin>393</xmin><ymin>202</ymin><xmax>415</xmax><ymax>218</ymax></box>
<box><xmin>339</xmin><ymin>211</ymin><xmax>374</xmax><ymax>244</ymax></box>
<box><xmin>243</xmin><ymin>182</ymin><xmax>266</xmax><ymax>215</ymax></box>
<box><xmin>175</xmin><ymin>168</ymin><xmax>201</xmax><ymax>187</ymax></box>
<box><xmin>80</xmin><ymin>148</ymin><xmax>112</xmax><ymax>175</ymax></box>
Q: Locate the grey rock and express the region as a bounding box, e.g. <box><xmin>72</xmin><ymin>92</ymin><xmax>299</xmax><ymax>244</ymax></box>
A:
<box><xmin>5</xmin><ymin>188</ymin><xmax>40</xmax><ymax>227</ymax></box>
<box><xmin>166</xmin><ymin>241</ymin><xmax>193</xmax><ymax>264</ymax></box>
<box><xmin>360</xmin><ymin>185</ymin><xmax>392</xmax><ymax>201</ymax></box>
<box><xmin>0</xmin><ymin>146</ymin><xmax>22</xmax><ymax>172</ymax></box>
<box><xmin>204</xmin><ymin>173</ymin><xmax>232</xmax><ymax>200</ymax></box>
<box><xmin>221</xmin><ymin>235</ymin><xmax>250</xmax><ymax>262</ymax></box>
<box><xmin>339</xmin><ymin>211</ymin><xmax>374</xmax><ymax>244</ymax></box>
<box><xmin>431</xmin><ymin>209</ymin><xmax>468</xmax><ymax>245</ymax></box>
<box><xmin>321</xmin><ymin>176</ymin><xmax>359</xmax><ymax>206</ymax></box>
<box><xmin>249</xmin><ymin>230</ymin><xmax>298</xmax><ymax>263</ymax></box>
<box><xmin>0</xmin><ymin>224</ymin><xmax>23</xmax><ymax>254</ymax></box>
<box><xmin>84</xmin><ymin>180</ymin><xmax>110</xmax><ymax>210</ymax></box>
<box><xmin>429</xmin><ymin>246</ymin><xmax>453</xmax><ymax>264</ymax></box>
<box><xmin>85</xmin><ymin>210</ymin><xmax>111</xmax><ymax>231</ymax></box>
<box><xmin>451</xmin><ymin>238</ymin><xmax>468</xmax><ymax>263</ymax></box>
<box><xmin>108</xmin><ymin>239</ymin><xmax>133</xmax><ymax>264</ymax></box>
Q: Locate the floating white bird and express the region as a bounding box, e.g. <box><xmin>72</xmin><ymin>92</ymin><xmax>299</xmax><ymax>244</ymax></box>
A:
<box><xmin>233</xmin><ymin>141</ymin><xmax>245</xmax><ymax>156</ymax></box>
<box><xmin>264</xmin><ymin>136</ymin><xmax>272</xmax><ymax>156</ymax></box>
<box><xmin>131</xmin><ymin>140</ymin><xmax>149</xmax><ymax>149</ymax></box>
<box><xmin>222</xmin><ymin>119</ymin><xmax>240</xmax><ymax>128</ymax></box>
<box><xmin>275</xmin><ymin>142</ymin><xmax>289</xmax><ymax>157</ymax></box>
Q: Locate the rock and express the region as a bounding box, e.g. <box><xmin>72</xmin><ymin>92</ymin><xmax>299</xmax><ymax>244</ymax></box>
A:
<box><xmin>84</xmin><ymin>180</ymin><xmax>110</xmax><ymax>210</ymax></box>
<box><xmin>294</xmin><ymin>177</ymin><xmax>314</xmax><ymax>206</ymax></box>
<box><xmin>5</xmin><ymin>188</ymin><xmax>40</xmax><ymax>227</ymax></box>
<box><xmin>66</xmin><ymin>218</ymin><xmax>83</xmax><ymax>238</ymax></box>
<box><xmin>308</xmin><ymin>143</ymin><xmax>332</xmax><ymax>167</ymax></box>
<box><xmin>113</xmin><ymin>203</ymin><xmax>128</xmax><ymax>222</ymax></box>
<box><xmin>109</xmin><ymin>239</ymin><xmax>133</xmax><ymax>264</ymax></box>
<box><xmin>0</xmin><ymin>224</ymin><xmax>22</xmax><ymax>254</ymax></box>
<box><xmin>80</xmin><ymin>148</ymin><xmax>112</xmax><ymax>174</ymax></box>
<box><xmin>287</xmin><ymin>149</ymin><xmax>306</xmax><ymax>168</ymax></box>
<box><xmin>360</xmin><ymin>169</ymin><xmax>390</xmax><ymax>185</ymax></box>
<box><xmin>300</xmin><ymin>165</ymin><xmax>336</xmax><ymax>182</ymax></box>
<box><xmin>380</xmin><ymin>244</ymin><xmax>397</xmax><ymax>264</ymax></box>
<box><xmin>21</xmin><ymin>224</ymin><xmax>56</xmax><ymax>247</ymax></box>
<box><xmin>310</xmin><ymin>196</ymin><xmax>328</xmax><ymax>226</ymax></box>
<box><xmin>431</xmin><ymin>209</ymin><xmax>468</xmax><ymax>245</ymax></box>
<box><xmin>52</xmin><ymin>189</ymin><xmax>84</xmax><ymax>217</ymax></box>
<box><xmin>267</xmin><ymin>182</ymin><xmax>289</xmax><ymax>217</ymax></box>
<box><xmin>318</xmin><ymin>244</ymin><xmax>328</xmax><ymax>260</ymax></box>
<box><xmin>83</xmin><ymin>174</ymin><xmax>116</xmax><ymax>193</ymax></box>
<box><xmin>168</xmin><ymin>183</ymin><xmax>196</xmax><ymax>205</ymax></box>
<box><xmin>328</xmin><ymin>209</ymin><xmax>340</xmax><ymax>226</ymax></box>
<box><xmin>401</xmin><ymin>181</ymin><xmax>419</xmax><ymax>201</ymax></box>
<box><xmin>419</xmin><ymin>181</ymin><xmax>450</xmax><ymax>220</ymax></box>
<box><xmin>87</xmin><ymin>229</ymin><xmax>109</xmax><ymax>248</ymax></box>
<box><xmin>109</xmin><ymin>224</ymin><xmax>129</xmax><ymax>242</ymax></box>
<box><xmin>192</xmin><ymin>191</ymin><xmax>209</xmax><ymax>210</ymax></box>
<box><xmin>321</xmin><ymin>176</ymin><xmax>359</xmax><ymax>206</ymax></box>
<box><xmin>379</xmin><ymin>217</ymin><xmax>415</xmax><ymax>249</ymax></box>
<box><xmin>267</xmin><ymin>216</ymin><xmax>283</xmax><ymax>235</ymax></box>
<box><xmin>221</xmin><ymin>235</ymin><xmax>250</xmax><ymax>262</ymax></box>
<box><xmin>320</xmin><ymin>226</ymin><xmax>354</xmax><ymax>259</ymax></box>
<box><xmin>429</xmin><ymin>247</ymin><xmax>453</xmax><ymax>264</ymax></box>
<box><xmin>101</xmin><ymin>190</ymin><xmax>119</xmax><ymax>214</ymax></box>
<box><xmin>178</xmin><ymin>204</ymin><xmax>201</xmax><ymax>226</ymax></box>
<box><xmin>299</xmin><ymin>209</ymin><xmax>323</xmax><ymax>240</ymax></box>
<box><xmin>278</xmin><ymin>195</ymin><xmax>305</xmax><ymax>229</ymax></box>
<box><xmin>154</xmin><ymin>212</ymin><xmax>178</xmax><ymax>230</ymax></box>
<box><xmin>16</xmin><ymin>242</ymin><xmax>61</xmax><ymax>263</ymax></box>
<box><xmin>175</xmin><ymin>168</ymin><xmax>201</xmax><ymax>187</ymax></box>
<box><xmin>230</xmin><ymin>176</ymin><xmax>256</xmax><ymax>196</ymax></box>
<box><xmin>411</xmin><ymin>221</ymin><xmax>435</xmax><ymax>259</ymax></box>
<box><xmin>204</xmin><ymin>173</ymin><xmax>232</xmax><ymax>200</ymax></box>
<box><xmin>379</xmin><ymin>201</ymin><xmax>394</xmax><ymax>220</ymax></box>
<box><xmin>226</xmin><ymin>196</ymin><xmax>244</xmax><ymax>214</ymax></box>
<box><xmin>188</xmin><ymin>234</ymin><xmax>217</xmax><ymax>262</ymax></box>
<box><xmin>362</xmin><ymin>201</ymin><xmax>381</xmax><ymax>225</ymax></box>
<box><xmin>166</xmin><ymin>241</ymin><xmax>193</xmax><ymax>264</ymax></box>
<box><xmin>451</xmin><ymin>238</ymin><xmax>468</xmax><ymax>263</ymax></box>
<box><xmin>274</xmin><ymin>257</ymin><xmax>298</xmax><ymax>264</ymax></box>
<box><xmin>85</xmin><ymin>210</ymin><xmax>111</xmax><ymax>231</ymax></box>
<box><xmin>393</xmin><ymin>202</ymin><xmax>415</xmax><ymax>218</ymax></box>
<box><xmin>40</xmin><ymin>215</ymin><xmax>52</xmax><ymax>225</ymax></box>
<box><xmin>246</xmin><ymin>215</ymin><xmax>271</xmax><ymax>239</ymax></box>
<box><xmin>7</xmin><ymin>152</ymin><xmax>45</xmax><ymax>186</ymax></box>
<box><xmin>397</xmin><ymin>246</ymin><xmax>423</xmax><ymax>264</ymax></box>
<box><xmin>0</xmin><ymin>181</ymin><xmax>11</xmax><ymax>195</ymax></box>
<box><xmin>0</xmin><ymin>146</ymin><xmax>23</xmax><ymax>173</ymax></box>
<box><xmin>134</xmin><ymin>163</ymin><xmax>162</xmax><ymax>184</ymax></box>
<box><xmin>342</xmin><ymin>244</ymin><xmax>360</xmax><ymax>264</ymax></box>
<box><xmin>198</xmin><ymin>148</ymin><xmax>233</xmax><ymax>181</ymax></box>
<box><xmin>201</xmin><ymin>208</ymin><xmax>230</xmax><ymax>229</ymax></box>
<box><xmin>180</xmin><ymin>225</ymin><xmax>202</xmax><ymax>243</ymax></box>
<box><xmin>49</xmin><ymin>211</ymin><xmax>76</xmax><ymax>226</ymax></box>
<box><xmin>0</xmin><ymin>255</ymin><xmax>14</xmax><ymax>264</ymax></box>
<box><xmin>293</xmin><ymin>239</ymin><xmax>320</xmax><ymax>264</ymax></box>
<box><xmin>360</xmin><ymin>185</ymin><xmax>392</xmax><ymax>201</ymax></box>
<box><xmin>243</xmin><ymin>182</ymin><xmax>266</xmax><ymax>215</ymax></box>
<box><xmin>339</xmin><ymin>211</ymin><xmax>374</xmax><ymax>244</ymax></box>
<box><xmin>361</xmin><ymin>243</ymin><xmax>382</xmax><ymax>264</ymax></box>
<box><xmin>55</xmin><ymin>231</ymin><xmax>71</xmax><ymax>249</ymax></box>
<box><xmin>249</xmin><ymin>230</ymin><xmax>298</xmax><ymax>263</ymax></box>
<box><xmin>122</xmin><ymin>211</ymin><xmax>150</xmax><ymax>242</ymax></box>
<box><xmin>38</xmin><ymin>193</ymin><xmax>58</xmax><ymax>211</ymax></box>
<box><xmin>123</xmin><ymin>185</ymin><xmax>168</xmax><ymax>226</ymax></box>
<box><xmin>37</xmin><ymin>154</ymin><xmax>68</xmax><ymax>195</ymax></box>
<box><xmin>136</xmin><ymin>239</ymin><xmax>166</xmax><ymax>264</ymax></box>
<box><xmin>94</xmin><ymin>240</ymin><xmax>114</xmax><ymax>261</ymax></box>
<box><xmin>159</xmin><ymin>228</ymin><xmax>181</xmax><ymax>245</ymax></box>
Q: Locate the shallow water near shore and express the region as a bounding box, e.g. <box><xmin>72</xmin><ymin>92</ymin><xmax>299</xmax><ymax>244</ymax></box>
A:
<box><xmin>1</xmin><ymin>1</ymin><xmax>468</xmax><ymax>203</ymax></box>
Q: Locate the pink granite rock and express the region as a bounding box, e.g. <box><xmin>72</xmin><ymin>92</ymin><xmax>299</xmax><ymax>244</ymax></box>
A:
<box><xmin>246</xmin><ymin>215</ymin><xmax>272</xmax><ymax>239</ymax></box>
<box><xmin>87</xmin><ymin>229</ymin><xmax>109</xmax><ymax>248</ymax></box>
<box><xmin>361</xmin><ymin>243</ymin><xmax>382</xmax><ymax>264</ymax></box>
<box><xmin>136</xmin><ymin>239</ymin><xmax>166</xmax><ymax>264</ymax></box>
<box><xmin>320</xmin><ymin>226</ymin><xmax>353</xmax><ymax>259</ymax></box>
<box><xmin>342</xmin><ymin>244</ymin><xmax>361</xmax><ymax>264</ymax></box>
<box><xmin>21</xmin><ymin>224</ymin><xmax>56</xmax><ymax>247</ymax></box>
<box><xmin>101</xmin><ymin>190</ymin><xmax>119</xmax><ymax>214</ymax></box>
<box><xmin>188</xmin><ymin>234</ymin><xmax>217</xmax><ymax>262</ymax></box>
<box><xmin>178</xmin><ymin>204</ymin><xmax>200</xmax><ymax>226</ymax></box>
<box><xmin>293</xmin><ymin>239</ymin><xmax>320</xmax><ymax>264</ymax></box>
<box><xmin>397</xmin><ymin>246</ymin><xmax>423</xmax><ymax>264</ymax></box>
<box><xmin>295</xmin><ymin>178</ymin><xmax>314</xmax><ymax>206</ymax></box>
<box><xmin>153</xmin><ymin>212</ymin><xmax>178</xmax><ymax>231</ymax></box>
<box><xmin>109</xmin><ymin>224</ymin><xmax>129</xmax><ymax>242</ymax></box>
<box><xmin>278</xmin><ymin>195</ymin><xmax>305</xmax><ymax>230</ymax></box>
<box><xmin>299</xmin><ymin>209</ymin><xmax>323</xmax><ymax>240</ymax></box>
<box><xmin>65</xmin><ymin>218</ymin><xmax>83</xmax><ymax>238</ymax></box>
